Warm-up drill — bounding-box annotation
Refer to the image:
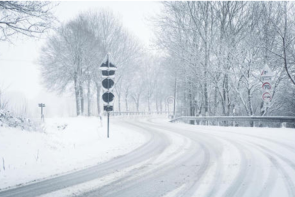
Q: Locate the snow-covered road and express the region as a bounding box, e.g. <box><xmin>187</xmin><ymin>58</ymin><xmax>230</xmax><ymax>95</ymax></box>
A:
<box><xmin>1</xmin><ymin>117</ymin><xmax>295</xmax><ymax>197</ymax></box>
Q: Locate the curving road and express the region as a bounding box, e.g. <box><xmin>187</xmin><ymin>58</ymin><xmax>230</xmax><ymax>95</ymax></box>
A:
<box><xmin>0</xmin><ymin>117</ymin><xmax>295</xmax><ymax>197</ymax></box>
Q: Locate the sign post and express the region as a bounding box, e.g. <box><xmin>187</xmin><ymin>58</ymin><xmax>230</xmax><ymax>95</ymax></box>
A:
<box><xmin>38</xmin><ymin>103</ymin><xmax>45</xmax><ymax>122</ymax></box>
<box><xmin>261</xmin><ymin>64</ymin><xmax>274</xmax><ymax>114</ymax></box>
<box><xmin>166</xmin><ymin>96</ymin><xmax>174</xmax><ymax>118</ymax></box>
<box><xmin>99</xmin><ymin>54</ymin><xmax>117</xmax><ymax>138</ymax></box>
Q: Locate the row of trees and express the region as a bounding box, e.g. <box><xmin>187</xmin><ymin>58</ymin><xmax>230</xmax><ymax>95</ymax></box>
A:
<box><xmin>39</xmin><ymin>2</ymin><xmax>295</xmax><ymax>117</ymax></box>
<box><xmin>152</xmin><ymin>1</ymin><xmax>295</xmax><ymax>117</ymax></box>
<box><xmin>40</xmin><ymin>10</ymin><xmax>173</xmax><ymax>116</ymax></box>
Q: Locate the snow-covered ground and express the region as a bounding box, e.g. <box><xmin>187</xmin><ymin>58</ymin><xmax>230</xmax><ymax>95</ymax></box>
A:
<box><xmin>1</xmin><ymin>117</ymin><xmax>295</xmax><ymax>197</ymax></box>
<box><xmin>0</xmin><ymin>116</ymin><xmax>147</xmax><ymax>190</ymax></box>
<box><xmin>36</xmin><ymin>118</ymin><xmax>295</xmax><ymax>197</ymax></box>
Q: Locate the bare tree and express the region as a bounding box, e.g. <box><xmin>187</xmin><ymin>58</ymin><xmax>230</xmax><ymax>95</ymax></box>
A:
<box><xmin>0</xmin><ymin>1</ymin><xmax>57</xmax><ymax>42</ymax></box>
<box><xmin>84</xmin><ymin>9</ymin><xmax>142</xmax><ymax>114</ymax></box>
<box><xmin>280</xmin><ymin>2</ymin><xmax>295</xmax><ymax>86</ymax></box>
<box><xmin>39</xmin><ymin>15</ymin><xmax>100</xmax><ymax>116</ymax></box>
<box><xmin>152</xmin><ymin>1</ymin><xmax>295</xmax><ymax>117</ymax></box>
<box><xmin>40</xmin><ymin>9</ymin><xmax>143</xmax><ymax>116</ymax></box>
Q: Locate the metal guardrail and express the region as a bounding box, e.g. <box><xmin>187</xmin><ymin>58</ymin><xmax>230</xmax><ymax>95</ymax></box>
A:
<box><xmin>170</xmin><ymin>116</ymin><xmax>295</xmax><ymax>122</ymax></box>
<box><xmin>109</xmin><ymin>111</ymin><xmax>169</xmax><ymax>116</ymax></box>
<box><xmin>170</xmin><ymin>116</ymin><xmax>295</xmax><ymax>127</ymax></box>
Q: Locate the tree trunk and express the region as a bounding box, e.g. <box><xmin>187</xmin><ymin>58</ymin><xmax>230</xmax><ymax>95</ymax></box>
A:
<box><xmin>136</xmin><ymin>95</ymin><xmax>140</xmax><ymax>112</ymax></box>
<box><xmin>225</xmin><ymin>73</ymin><xmax>230</xmax><ymax>116</ymax></box>
<box><xmin>160</xmin><ymin>98</ymin><xmax>163</xmax><ymax>114</ymax></box>
<box><xmin>204</xmin><ymin>76</ymin><xmax>208</xmax><ymax>116</ymax></box>
<box><xmin>213</xmin><ymin>85</ymin><xmax>218</xmax><ymax>115</ymax></box>
<box><xmin>156</xmin><ymin>98</ymin><xmax>159</xmax><ymax>114</ymax></box>
<box><xmin>248</xmin><ymin>88</ymin><xmax>254</xmax><ymax>127</ymax></box>
<box><xmin>148</xmin><ymin>95</ymin><xmax>151</xmax><ymax>112</ymax></box>
<box><xmin>96</xmin><ymin>82</ymin><xmax>101</xmax><ymax>116</ymax></box>
<box><xmin>80</xmin><ymin>85</ymin><xmax>84</xmax><ymax>115</ymax></box>
<box><xmin>188</xmin><ymin>80</ymin><xmax>194</xmax><ymax>124</ymax></box>
<box><xmin>125</xmin><ymin>96</ymin><xmax>128</xmax><ymax>112</ymax></box>
<box><xmin>117</xmin><ymin>94</ymin><xmax>121</xmax><ymax>113</ymax></box>
<box><xmin>74</xmin><ymin>74</ymin><xmax>80</xmax><ymax>116</ymax></box>
<box><xmin>222</xmin><ymin>77</ymin><xmax>226</xmax><ymax>115</ymax></box>
<box><xmin>87</xmin><ymin>79</ymin><xmax>91</xmax><ymax>116</ymax></box>
<box><xmin>124</xmin><ymin>87</ymin><xmax>129</xmax><ymax>112</ymax></box>
<box><xmin>204</xmin><ymin>2</ymin><xmax>209</xmax><ymax>116</ymax></box>
<box><xmin>136</xmin><ymin>101</ymin><xmax>139</xmax><ymax>112</ymax></box>
<box><xmin>173</xmin><ymin>74</ymin><xmax>177</xmax><ymax>118</ymax></box>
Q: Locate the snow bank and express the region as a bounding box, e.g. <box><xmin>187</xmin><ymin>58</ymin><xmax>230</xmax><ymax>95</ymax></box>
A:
<box><xmin>0</xmin><ymin>116</ymin><xmax>147</xmax><ymax>190</ymax></box>
<box><xmin>0</xmin><ymin>109</ymin><xmax>40</xmax><ymax>131</ymax></box>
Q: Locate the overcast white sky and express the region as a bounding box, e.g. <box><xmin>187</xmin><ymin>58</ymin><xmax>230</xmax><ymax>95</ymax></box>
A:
<box><xmin>0</xmin><ymin>1</ymin><xmax>161</xmax><ymax>117</ymax></box>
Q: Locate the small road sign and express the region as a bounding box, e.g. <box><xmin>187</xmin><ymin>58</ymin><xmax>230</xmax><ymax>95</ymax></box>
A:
<box><xmin>38</xmin><ymin>103</ymin><xmax>45</xmax><ymax>121</ymax></box>
<box><xmin>38</xmin><ymin>103</ymin><xmax>45</xmax><ymax>107</ymax></box>
<box><xmin>261</xmin><ymin>64</ymin><xmax>274</xmax><ymax>82</ymax></box>
<box><xmin>102</xmin><ymin>78</ymin><xmax>115</xmax><ymax>89</ymax></box>
<box><xmin>102</xmin><ymin>70</ymin><xmax>115</xmax><ymax>77</ymax></box>
<box><xmin>102</xmin><ymin>92</ymin><xmax>115</xmax><ymax>103</ymax></box>
<box><xmin>166</xmin><ymin>96</ymin><xmax>174</xmax><ymax>116</ymax></box>
<box><xmin>100</xmin><ymin>60</ymin><xmax>117</xmax><ymax>71</ymax></box>
<box><xmin>166</xmin><ymin>96</ymin><xmax>174</xmax><ymax>104</ymax></box>
<box><xmin>104</xmin><ymin>105</ymin><xmax>113</xmax><ymax>111</ymax></box>
<box><xmin>262</xmin><ymin>82</ymin><xmax>271</xmax><ymax>91</ymax></box>
<box><xmin>262</xmin><ymin>92</ymin><xmax>272</xmax><ymax>102</ymax></box>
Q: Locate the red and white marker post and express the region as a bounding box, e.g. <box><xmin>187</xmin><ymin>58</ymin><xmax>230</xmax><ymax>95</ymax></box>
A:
<box><xmin>261</xmin><ymin>64</ymin><xmax>274</xmax><ymax>113</ymax></box>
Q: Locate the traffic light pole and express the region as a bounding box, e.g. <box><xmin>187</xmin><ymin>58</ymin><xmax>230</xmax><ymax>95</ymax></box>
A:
<box><xmin>173</xmin><ymin>72</ymin><xmax>177</xmax><ymax>119</ymax></box>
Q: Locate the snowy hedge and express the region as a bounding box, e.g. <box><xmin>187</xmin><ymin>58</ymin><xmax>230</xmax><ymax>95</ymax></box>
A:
<box><xmin>0</xmin><ymin>110</ymin><xmax>41</xmax><ymax>131</ymax></box>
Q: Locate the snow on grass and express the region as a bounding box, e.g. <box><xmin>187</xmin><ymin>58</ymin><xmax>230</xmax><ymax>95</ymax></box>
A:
<box><xmin>0</xmin><ymin>116</ymin><xmax>147</xmax><ymax>190</ymax></box>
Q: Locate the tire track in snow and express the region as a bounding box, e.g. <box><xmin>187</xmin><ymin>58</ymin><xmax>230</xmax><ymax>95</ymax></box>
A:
<box><xmin>220</xmin><ymin>141</ymin><xmax>250</xmax><ymax>197</ymax></box>
<box><xmin>173</xmin><ymin>125</ymin><xmax>277</xmax><ymax>197</ymax></box>
<box><xmin>142</xmin><ymin>119</ymin><xmax>224</xmax><ymax>197</ymax></box>
<box><xmin>152</xmin><ymin>119</ymin><xmax>295</xmax><ymax>197</ymax></box>
<box><xmin>166</xmin><ymin>125</ymin><xmax>252</xmax><ymax>197</ymax></box>
<box><xmin>266</xmin><ymin>155</ymin><xmax>295</xmax><ymax>197</ymax></box>
<box><xmin>88</xmin><ymin>144</ymin><xmax>205</xmax><ymax>197</ymax></box>
<box><xmin>249</xmin><ymin>143</ymin><xmax>295</xmax><ymax>197</ymax></box>
<box><xmin>144</xmin><ymin>117</ymin><xmax>238</xmax><ymax>196</ymax></box>
<box><xmin>143</xmin><ymin>119</ymin><xmax>220</xmax><ymax>197</ymax></box>
<box><xmin>196</xmin><ymin>127</ymin><xmax>295</xmax><ymax>155</ymax></box>
<box><xmin>204</xmin><ymin>127</ymin><xmax>295</xmax><ymax>197</ymax></box>
<box><xmin>202</xmin><ymin>139</ymin><xmax>225</xmax><ymax>197</ymax></box>
<box><xmin>84</xmin><ymin>121</ymin><xmax>210</xmax><ymax>197</ymax></box>
<box><xmin>176</xmin><ymin>143</ymin><xmax>211</xmax><ymax>197</ymax></box>
<box><xmin>224</xmin><ymin>132</ymin><xmax>295</xmax><ymax>197</ymax></box>
<box><xmin>186</xmin><ymin>124</ymin><xmax>295</xmax><ymax>197</ymax></box>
